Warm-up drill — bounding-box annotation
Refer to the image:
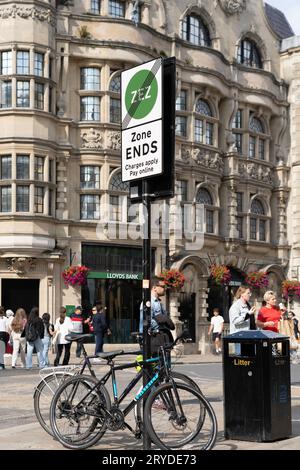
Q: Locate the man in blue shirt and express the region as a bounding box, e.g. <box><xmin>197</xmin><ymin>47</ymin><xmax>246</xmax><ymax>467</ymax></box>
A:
<box><xmin>139</xmin><ymin>278</ymin><xmax>175</xmax><ymax>356</ymax></box>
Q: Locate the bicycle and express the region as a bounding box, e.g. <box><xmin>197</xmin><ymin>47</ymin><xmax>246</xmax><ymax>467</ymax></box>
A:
<box><xmin>34</xmin><ymin>331</ymin><xmax>201</xmax><ymax>437</ymax></box>
<box><xmin>33</xmin><ymin>333</ymin><xmax>102</xmax><ymax>436</ymax></box>
<box><xmin>49</xmin><ymin>331</ymin><xmax>217</xmax><ymax>450</ymax></box>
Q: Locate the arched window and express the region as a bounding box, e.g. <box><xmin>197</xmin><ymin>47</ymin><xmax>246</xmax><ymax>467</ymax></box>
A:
<box><xmin>251</xmin><ymin>199</ymin><xmax>264</xmax><ymax>215</ymax></box>
<box><xmin>181</xmin><ymin>14</ymin><xmax>211</xmax><ymax>47</ymax></box>
<box><xmin>249</xmin><ymin>115</ymin><xmax>266</xmax><ymax>160</ymax></box>
<box><xmin>249</xmin><ymin>116</ymin><xmax>264</xmax><ymax>134</ymax></box>
<box><xmin>194</xmin><ymin>99</ymin><xmax>214</xmax><ymax>145</ymax></box>
<box><xmin>108</xmin><ymin>172</ymin><xmax>135</xmax><ymax>223</ymax></box>
<box><xmin>237</xmin><ymin>38</ymin><xmax>262</xmax><ymax>69</ymax></box>
<box><xmin>109</xmin><ymin>75</ymin><xmax>121</xmax><ymax>93</ymax></box>
<box><xmin>195</xmin><ymin>100</ymin><xmax>212</xmax><ymax>116</ymax></box>
<box><xmin>109</xmin><ymin>172</ymin><xmax>129</xmax><ymax>192</ymax></box>
<box><xmin>250</xmin><ymin>198</ymin><xmax>266</xmax><ymax>241</ymax></box>
<box><xmin>196</xmin><ymin>187</ymin><xmax>214</xmax><ymax>233</ymax></box>
<box><xmin>109</xmin><ymin>74</ymin><xmax>121</xmax><ymax>123</ymax></box>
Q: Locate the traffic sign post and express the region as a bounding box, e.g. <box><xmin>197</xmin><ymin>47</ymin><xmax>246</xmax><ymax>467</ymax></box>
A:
<box><xmin>121</xmin><ymin>57</ymin><xmax>175</xmax><ymax>450</ymax></box>
<box><xmin>121</xmin><ymin>58</ymin><xmax>163</xmax><ymax>183</ymax></box>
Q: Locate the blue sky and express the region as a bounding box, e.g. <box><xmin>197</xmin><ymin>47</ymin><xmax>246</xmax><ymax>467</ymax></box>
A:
<box><xmin>265</xmin><ymin>0</ymin><xmax>300</xmax><ymax>35</ymax></box>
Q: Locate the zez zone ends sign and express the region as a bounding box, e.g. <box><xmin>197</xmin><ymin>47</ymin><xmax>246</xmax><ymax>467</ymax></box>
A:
<box><xmin>121</xmin><ymin>58</ymin><xmax>163</xmax><ymax>182</ymax></box>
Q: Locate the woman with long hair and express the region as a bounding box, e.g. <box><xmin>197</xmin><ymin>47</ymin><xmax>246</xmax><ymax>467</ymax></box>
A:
<box><xmin>25</xmin><ymin>307</ymin><xmax>45</xmax><ymax>370</ymax></box>
<box><xmin>9</xmin><ymin>308</ymin><xmax>27</xmax><ymax>368</ymax></box>
<box><xmin>41</xmin><ymin>313</ymin><xmax>54</xmax><ymax>367</ymax></box>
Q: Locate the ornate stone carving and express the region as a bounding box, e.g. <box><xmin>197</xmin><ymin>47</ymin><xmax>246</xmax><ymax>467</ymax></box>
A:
<box><xmin>238</xmin><ymin>162</ymin><xmax>246</xmax><ymax>177</ymax></box>
<box><xmin>219</xmin><ymin>0</ymin><xmax>246</xmax><ymax>15</ymax></box>
<box><xmin>6</xmin><ymin>257</ymin><xmax>36</xmax><ymax>275</ymax></box>
<box><xmin>225</xmin><ymin>242</ymin><xmax>240</xmax><ymax>253</ymax></box>
<box><xmin>226</xmin><ymin>132</ymin><xmax>236</xmax><ymax>152</ymax></box>
<box><xmin>81</xmin><ymin>128</ymin><xmax>103</xmax><ymax>149</ymax></box>
<box><xmin>107</xmin><ymin>131</ymin><xmax>121</xmax><ymax>150</ymax></box>
<box><xmin>248</xmin><ymin>163</ymin><xmax>258</xmax><ymax>180</ymax></box>
<box><xmin>238</xmin><ymin>161</ymin><xmax>273</xmax><ymax>184</ymax></box>
<box><xmin>181</xmin><ymin>146</ymin><xmax>191</xmax><ymax>162</ymax></box>
<box><xmin>0</xmin><ymin>4</ymin><xmax>55</xmax><ymax>26</ymax></box>
<box><xmin>192</xmin><ymin>148</ymin><xmax>224</xmax><ymax>172</ymax></box>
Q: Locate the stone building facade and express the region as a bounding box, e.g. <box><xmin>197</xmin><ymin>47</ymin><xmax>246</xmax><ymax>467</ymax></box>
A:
<box><xmin>0</xmin><ymin>0</ymin><xmax>296</xmax><ymax>351</ymax></box>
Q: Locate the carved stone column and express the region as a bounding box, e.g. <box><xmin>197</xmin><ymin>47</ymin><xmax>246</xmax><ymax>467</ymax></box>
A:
<box><xmin>227</xmin><ymin>181</ymin><xmax>238</xmax><ymax>239</ymax></box>
<box><xmin>277</xmin><ymin>192</ymin><xmax>288</xmax><ymax>246</ymax></box>
<box><xmin>169</xmin><ymin>292</ymin><xmax>182</xmax><ymax>340</ymax></box>
<box><xmin>56</xmin><ymin>152</ymin><xmax>69</xmax><ymax>219</ymax></box>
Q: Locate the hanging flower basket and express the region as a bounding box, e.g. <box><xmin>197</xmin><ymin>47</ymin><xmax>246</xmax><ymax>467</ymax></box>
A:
<box><xmin>282</xmin><ymin>280</ymin><xmax>300</xmax><ymax>300</ymax></box>
<box><xmin>159</xmin><ymin>269</ymin><xmax>186</xmax><ymax>291</ymax></box>
<box><xmin>209</xmin><ymin>264</ymin><xmax>231</xmax><ymax>286</ymax></box>
<box><xmin>62</xmin><ymin>265</ymin><xmax>90</xmax><ymax>287</ymax></box>
<box><xmin>245</xmin><ymin>271</ymin><xmax>269</xmax><ymax>289</ymax></box>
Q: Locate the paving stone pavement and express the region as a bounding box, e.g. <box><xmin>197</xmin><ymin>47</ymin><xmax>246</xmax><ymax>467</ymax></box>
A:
<box><xmin>0</xmin><ymin>347</ymin><xmax>299</xmax><ymax>451</ymax></box>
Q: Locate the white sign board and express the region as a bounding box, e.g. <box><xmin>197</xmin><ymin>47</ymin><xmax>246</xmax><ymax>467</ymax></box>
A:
<box><xmin>121</xmin><ymin>58</ymin><xmax>163</xmax><ymax>182</ymax></box>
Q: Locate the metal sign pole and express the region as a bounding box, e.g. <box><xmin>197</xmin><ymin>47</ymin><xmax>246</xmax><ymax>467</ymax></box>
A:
<box><xmin>142</xmin><ymin>178</ymin><xmax>152</xmax><ymax>450</ymax></box>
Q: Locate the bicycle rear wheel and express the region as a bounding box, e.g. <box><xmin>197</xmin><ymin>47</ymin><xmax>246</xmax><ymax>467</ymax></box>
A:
<box><xmin>50</xmin><ymin>375</ymin><xmax>110</xmax><ymax>449</ymax></box>
<box><xmin>144</xmin><ymin>382</ymin><xmax>217</xmax><ymax>450</ymax></box>
<box><xmin>34</xmin><ymin>372</ymin><xmax>74</xmax><ymax>436</ymax></box>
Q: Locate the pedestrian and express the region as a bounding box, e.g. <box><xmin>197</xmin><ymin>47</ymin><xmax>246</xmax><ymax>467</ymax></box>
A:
<box><xmin>208</xmin><ymin>308</ymin><xmax>224</xmax><ymax>354</ymax></box>
<box><xmin>256</xmin><ymin>291</ymin><xmax>283</xmax><ymax>332</ymax></box>
<box><xmin>5</xmin><ymin>309</ymin><xmax>14</xmax><ymax>329</ymax></box>
<box><xmin>229</xmin><ymin>286</ymin><xmax>256</xmax><ymax>355</ymax></box>
<box><xmin>70</xmin><ymin>306</ymin><xmax>84</xmax><ymax>358</ymax></box>
<box><xmin>25</xmin><ymin>307</ymin><xmax>45</xmax><ymax>370</ymax></box>
<box><xmin>279</xmin><ymin>310</ymin><xmax>300</xmax><ymax>361</ymax></box>
<box><xmin>139</xmin><ymin>277</ymin><xmax>175</xmax><ymax>357</ymax></box>
<box><xmin>9</xmin><ymin>308</ymin><xmax>27</xmax><ymax>368</ymax></box>
<box><xmin>41</xmin><ymin>313</ymin><xmax>54</xmax><ymax>367</ymax></box>
<box><xmin>53</xmin><ymin>307</ymin><xmax>73</xmax><ymax>366</ymax></box>
<box><xmin>288</xmin><ymin>311</ymin><xmax>300</xmax><ymax>340</ymax></box>
<box><xmin>87</xmin><ymin>304</ymin><xmax>108</xmax><ymax>354</ymax></box>
<box><xmin>229</xmin><ymin>286</ymin><xmax>256</xmax><ymax>333</ymax></box>
<box><xmin>0</xmin><ymin>306</ymin><xmax>9</xmax><ymax>370</ymax></box>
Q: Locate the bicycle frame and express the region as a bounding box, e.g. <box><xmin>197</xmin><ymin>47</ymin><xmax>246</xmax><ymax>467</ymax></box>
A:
<box><xmin>60</xmin><ymin>355</ymin><xmax>161</xmax><ymax>436</ymax></box>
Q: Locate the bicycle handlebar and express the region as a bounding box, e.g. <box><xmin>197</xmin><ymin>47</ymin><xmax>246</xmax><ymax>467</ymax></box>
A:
<box><xmin>130</xmin><ymin>328</ymin><xmax>192</xmax><ymax>350</ymax></box>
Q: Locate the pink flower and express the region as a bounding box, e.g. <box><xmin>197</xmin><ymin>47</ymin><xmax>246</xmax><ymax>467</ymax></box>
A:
<box><xmin>62</xmin><ymin>265</ymin><xmax>90</xmax><ymax>287</ymax></box>
<box><xmin>245</xmin><ymin>272</ymin><xmax>269</xmax><ymax>289</ymax></box>
<box><xmin>160</xmin><ymin>269</ymin><xmax>186</xmax><ymax>291</ymax></box>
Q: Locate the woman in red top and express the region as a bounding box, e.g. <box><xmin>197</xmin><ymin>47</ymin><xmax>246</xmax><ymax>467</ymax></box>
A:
<box><xmin>256</xmin><ymin>291</ymin><xmax>285</xmax><ymax>332</ymax></box>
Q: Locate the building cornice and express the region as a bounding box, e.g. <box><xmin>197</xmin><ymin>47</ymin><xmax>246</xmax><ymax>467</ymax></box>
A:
<box><xmin>0</xmin><ymin>2</ymin><xmax>56</xmax><ymax>26</ymax></box>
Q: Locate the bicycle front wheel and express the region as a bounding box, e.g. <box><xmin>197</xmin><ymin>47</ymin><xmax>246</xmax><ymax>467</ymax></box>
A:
<box><xmin>134</xmin><ymin>370</ymin><xmax>203</xmax><ymax>431</ymax></box>
<box><xmin>50</xmin><ymin>375</ymin><xmax>110</xmax><ymax>450</ymax></box>
<box><xmin>34</xmin><ymin>372</ymin><xmax>74</xmax><ymax>436</ymax></box>
<box><xmin>144</xmin><ymin>382</ymin><xmax>217</xmax><ymax>450</ymax></box>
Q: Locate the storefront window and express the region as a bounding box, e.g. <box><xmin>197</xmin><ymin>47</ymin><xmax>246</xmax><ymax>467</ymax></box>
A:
<box><xmin>81</xmin><ymin>244</ymin><xmax>155</xmax><ymax>342</ymax></box>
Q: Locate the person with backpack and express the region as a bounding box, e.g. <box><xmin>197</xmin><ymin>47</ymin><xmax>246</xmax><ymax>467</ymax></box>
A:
<box><xmin>41</xmin><ymin>313</ymin><xmax>54</xmax><ymax>367</ymax></box>
<box><xmin>25</xmin><ymin>307</ymin><xmax>45</xmax><ymax>370</ymax></box>
<box><xmin>139</xmin><ymin>277</ymin><xmax>175</xmax><ymax>357</ymax></box>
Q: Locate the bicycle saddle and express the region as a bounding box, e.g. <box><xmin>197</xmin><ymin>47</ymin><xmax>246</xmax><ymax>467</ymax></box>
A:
<box><xmin>65</xmin><ymin>333</ymin><xmax>94</xmax><ymax>343</ymax></box>
<box><xmin>96</xmin><ymin>350</ymin><xmax>124</xmax><ymax>360</ymax></box>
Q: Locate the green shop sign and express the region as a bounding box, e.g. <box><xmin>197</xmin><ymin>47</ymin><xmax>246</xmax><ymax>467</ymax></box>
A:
<box><xmin>88</xmin><ymin>271</ymin><xmax>143</xmax><ymax>281</ymax></box>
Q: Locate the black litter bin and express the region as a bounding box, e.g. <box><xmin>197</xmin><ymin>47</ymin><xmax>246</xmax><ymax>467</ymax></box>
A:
<box><xmin>223</xmin><ymin>330</ymin><xmax>291</xmax><ymax>442</ymax></box>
